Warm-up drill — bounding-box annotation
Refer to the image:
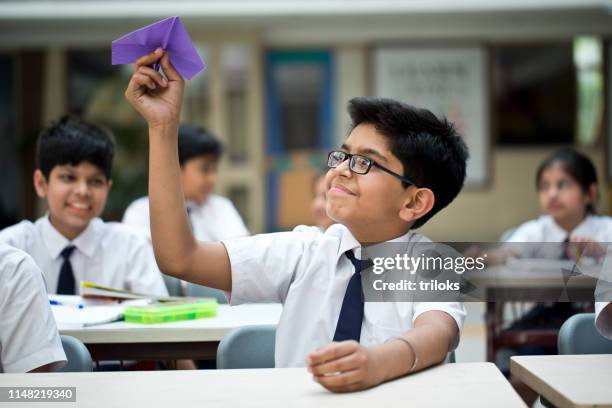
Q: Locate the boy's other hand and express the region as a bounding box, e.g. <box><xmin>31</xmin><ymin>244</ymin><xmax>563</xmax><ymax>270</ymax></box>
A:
<box><xmin>125</xmin><ymin>49</ymin><xmax>185</xmax><ymax>129</ymax></box>
<box><xmin>569</xmin><ymin>235</ymin><xmax>606</xmax><ymax>261</ymax></box>
<box><xmin>306</xmin><ymin>340</ymin><xmax>386</xmax><ymax>392</ymax></box>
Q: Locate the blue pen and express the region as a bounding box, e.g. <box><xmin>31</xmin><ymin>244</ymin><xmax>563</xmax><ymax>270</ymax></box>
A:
<box><xmin>49</xmin><ymin>299</ymin><xmax>84</xmax><ymax>309</ymax></box>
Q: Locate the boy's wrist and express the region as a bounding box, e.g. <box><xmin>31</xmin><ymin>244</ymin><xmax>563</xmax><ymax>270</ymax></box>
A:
<box><xmin>149</xmin><ymin>122</ymin><xmax>180</xmax><ymax>139</ymax></box>
<box><xmin>370</xmin><ymin>343</ymin><xmax>393</xmax><ymax>383</ymax></box>
<box><xmin>379</xmin><ymin>337</ymin><xmax>417</xmax><ymax>381</ymax></box>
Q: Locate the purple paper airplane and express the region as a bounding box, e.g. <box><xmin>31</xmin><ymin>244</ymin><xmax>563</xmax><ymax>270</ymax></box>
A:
<box><xmin>112</xmin><ymin>16</ymin><xmax>205</xmax><ymax>80</ymax></box>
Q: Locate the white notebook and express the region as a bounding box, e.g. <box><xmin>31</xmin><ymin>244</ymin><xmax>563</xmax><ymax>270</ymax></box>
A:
<box><xmin>51</xmin><ymin>305</ymin><xmax>124</xmax><ymax>329</ymax></box>
<box><xmin>49</xmin><ymin>295</ymin><xmax>149</xmax><ymax>329</ymax></box>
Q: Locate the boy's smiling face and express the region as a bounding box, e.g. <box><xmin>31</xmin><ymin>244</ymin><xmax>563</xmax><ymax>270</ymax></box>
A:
<box><xmin>325</xmin><ymin>123</ymin><xmax>418</xmax><ymax>241</ymax></box>
<box><xmin>34</xmin><ymin>162</ymin><xmax>112</xmax><ymax>240</ymax></box>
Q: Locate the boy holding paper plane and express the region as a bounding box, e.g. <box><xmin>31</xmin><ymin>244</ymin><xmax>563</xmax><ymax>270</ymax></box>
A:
<box><xmin>124</xmin><ymin>42</ymin><xmax>467</xmax><ymax>391</ymax></box>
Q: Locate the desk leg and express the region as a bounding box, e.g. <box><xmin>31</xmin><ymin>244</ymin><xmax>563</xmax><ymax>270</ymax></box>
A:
<box><xmin>485</xmin><ymin>301</ymin><xmax>502</xmax><ymax>363</ymax></box>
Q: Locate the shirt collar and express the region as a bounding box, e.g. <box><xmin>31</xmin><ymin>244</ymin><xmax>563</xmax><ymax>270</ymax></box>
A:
<box><xmin>40</xmin><ymin>215</ymin><xmax>100</xmax><ymax>259</ymax></box>
<box><xmin>545</xmin><ymin>214</ymin><xmax>593</xmax><ymax>239</ymax></box>
<box><xmin>329</xmin><ymin>224</ymin><xmax>414</xmax><ymax>263</ymax></box>
<box><xmin>572</xmin><ymin>214</ymin><xmax>594</xmax><ymax>236</ymax></box>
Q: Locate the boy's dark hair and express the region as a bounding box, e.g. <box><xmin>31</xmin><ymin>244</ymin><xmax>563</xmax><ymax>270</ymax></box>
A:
<box><xmin>36</xmin><ymin>115</ymin><xmax>115</xmax><ymax>179</ymax></box>
<box><xmin>536</xmin><ymin>147</ymin><xmax>598</xmax><ymax>214</ymax></box>
<box><xmin>178</xmin><ymin>124</ymin><xmax>223</xmax><ymax>166</ymax></box>
<box><xmin>347</xmin><ymin>97</ymin><xmax>469</xmax><ymax>229</ymax></box>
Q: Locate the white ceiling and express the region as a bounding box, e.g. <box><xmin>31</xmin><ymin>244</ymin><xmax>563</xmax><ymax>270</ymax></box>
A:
<box><xmin>1</xmin><ymin>0</ymin><xmax>612</xmax><ymax>47</ymax></box>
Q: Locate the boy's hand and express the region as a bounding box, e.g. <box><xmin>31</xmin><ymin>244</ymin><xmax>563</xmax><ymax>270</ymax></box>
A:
<box><xmin>124</xmin><ymin>48</ymin><xmax>185</xmax><ymax>129</ymax></box>
<box><xmin>569</xmin><ymin>235</ymin><xmax>606</xmax><ymax>261</ymax></box>
<box><xmin>306</xmin><ymin>341</ymin><xmax>386</xmax><ymax>393</ymax></box>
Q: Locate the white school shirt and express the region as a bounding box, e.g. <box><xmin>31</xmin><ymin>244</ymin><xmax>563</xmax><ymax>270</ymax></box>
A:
<box><xmin>122</xmin><ymin>195</ymin><xmax>249</xmax><ymax>242</ymax></box>
<box><xmin>507</xmin><ymin>214</ymin><xmax>612</xmax><ymax>258</ymax></box>
<box><xmin>0</xmin><ymin>243</ymin><xmax>66</xmax><ymax>373</ymax></box>
<box><xmin>508</xmin><ymin>214</ymin><xmax>612</xmax><ymax>243</ymax></box>
<box><xmin>223</xmin><ymin>223</ymin><xmax>466</xmax><ymax>368</ymax></box>
<box><xmin>0</xmin><ymin>216</ymin><xmax>168</xmax><ymax>296</ymax></box>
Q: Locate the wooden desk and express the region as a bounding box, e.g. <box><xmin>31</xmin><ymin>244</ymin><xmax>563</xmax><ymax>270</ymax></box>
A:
<box><xmin>0</xmin><ymin>363</ymin><xmax>526</xmax><ymax>408</ymax></box>
<box><xmin>58</xmin><ymin>304</ymin><xmax>282</xmax><ymax>361</ymax></box>
<box><xmin>511</xmin><ymin>355</ymin><xmax>612</xmax><ymax>408</ymax></box>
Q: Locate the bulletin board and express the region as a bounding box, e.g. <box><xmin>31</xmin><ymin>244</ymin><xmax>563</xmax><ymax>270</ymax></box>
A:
<box><xmin>373</xmin><ymin>46</ymin><xmax>490</xmax><ymax>187</ymax></box>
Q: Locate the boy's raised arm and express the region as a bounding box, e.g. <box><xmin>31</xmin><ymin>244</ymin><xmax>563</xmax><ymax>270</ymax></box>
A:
<box><xmin>125</xmin><ymin>49</ymin><xmax>232</xmax><ymax>291</ymax></box>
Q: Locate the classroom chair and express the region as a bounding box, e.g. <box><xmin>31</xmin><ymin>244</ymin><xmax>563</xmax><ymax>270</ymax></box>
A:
<box><xmin>56</xmin><ymin>335</ymin><xmax>93</xmax><ymax>372</ymax></box>
<box><xmin>558</xmin><ymin>313</ymin><xmax>612</xmax><ymax>355</ymax></box>
<box><xmin>184</xmin><ymin>283</ymin><xmax>228</xmax><ymax>304</ymax></box>
<box><xmin>446</xmin><ymin>351</ymin><xmax>456</xmax><ymax>363</ymax></box>
<box><xmin>163</xmin><ymin>274</ymin><xmax>183</xmax><ymax>297</ymax></box>
<box><xmin>216</xmin><ymin>325</ymin><xmax>276</xmax><ymax>369</ymax></box>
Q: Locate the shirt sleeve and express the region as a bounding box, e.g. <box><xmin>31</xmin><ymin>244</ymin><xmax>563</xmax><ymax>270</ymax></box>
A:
<box><xmin>413</xmin><ymin>302</ymin><xmax>466</xmax><ymax>351</ymax></box>
<box><xmin>223</xmin><ymin>228</ymin><xmax>313</xmax><ymax>305</ymax></box>
<box><xmin>595</xmin><ymin>302</ymin><xmax>612</xmax><ymax>339</ymax></box>
<box><xmin>0</xmin><ymin>250</ymin><xmax>66</xmax><ymax>373</ymax></box>
<box><xmin>125</xmin><ymin>237</ymin><xmax>168</xmax><ymax>296</ymax></box>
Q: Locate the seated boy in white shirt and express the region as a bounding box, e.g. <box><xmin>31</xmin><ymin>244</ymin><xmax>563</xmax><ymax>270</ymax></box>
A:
<box><xmin>0</xmin><ymin>243</ymin><xmax>66</xmax><ymax>373</ymax></box>
<box><xmin>0</xmin><ymin>116</ymin><xmax>167</xmax><ymax>296</ymax></box>
<box><xmin>122</xmin><ymin>124</ymin><xmax>248</xmax><ymax>242</ymax></box>
<box><xmin>125</xmin><ymin>49</ymin><xmax>468</xmax><ymax>392</ymax></box>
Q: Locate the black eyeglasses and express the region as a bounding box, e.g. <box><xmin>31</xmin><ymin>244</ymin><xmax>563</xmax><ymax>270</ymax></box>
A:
<box><xmin>327</xmin><ymin>150</ymin><xmax>417</xmax><ymax>186</ymax></box>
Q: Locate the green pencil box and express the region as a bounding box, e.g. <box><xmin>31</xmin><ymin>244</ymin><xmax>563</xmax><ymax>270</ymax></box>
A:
<box><xmin>124</xmin><ymin>299</ymin><xmax>218</xmax><ymax>324</ymax></box>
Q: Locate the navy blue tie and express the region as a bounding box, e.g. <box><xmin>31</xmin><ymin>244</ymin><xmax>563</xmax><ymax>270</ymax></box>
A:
<box><xmin>56</xmin><ymin>245</ymin><xmax>76</xmax><ymax>295</ymax></box>
<box><xmin>561</xmin><ymin>236</ymin><xmax>570</xmax><ymax>260</ymax></box>
<box><xmin>333</xmin><ymin>251</ymin><xmax>366</xmax><ymax>342</ymax></box>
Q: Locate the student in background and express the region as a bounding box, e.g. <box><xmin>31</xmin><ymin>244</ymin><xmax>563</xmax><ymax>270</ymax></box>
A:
<box><xmin>485</xmin><ymin>149</ymin><xmax>612</xmax><ymax>378</ymax></box>
<box><xmin>0</xmin><ymin>116</ymin><xmax>167</xmax><ymax>296</ymax></box>
<box><xmin>497</xmin><ymin>147</ymin><xmax>612</xmax><ymax>261</ymax></box>
<box><xmin>122</xmin><ymin>124</ymin><xmax>248</xmax><ymax>242</ymax></box>
<box><xmin>507</xmin><ymin>148</ymin><xmax>612</xmax><ymax>324</ymax></box>
<box><xmin>311</xmin><ymin>172</ymin><xmax>335</xmax><ymax>231</ymax></box>
<box><xmin>125</xmin><ymin>50</ymin><xmax>467</xmax><ymax>392</ymax></box>
<box><xmin>0</xmin><ymin>243</ymin><xmax>66</xmax><ymax>373</ymax></box>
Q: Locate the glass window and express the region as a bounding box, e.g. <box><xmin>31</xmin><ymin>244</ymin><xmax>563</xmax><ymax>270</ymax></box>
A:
<box><xmin>492</xmin><ymin>44</ymin><xmax>576</xmax><ymax>145</ymax></box>
<box><xmin>222</xmin><ymin>44</ymin><xmax>251</xmax><ymax>163</ymax></box>
<box><xmin>574</xmin><ymin>37</ymin><xmax>603</xmax><ymax>147</ymax></box>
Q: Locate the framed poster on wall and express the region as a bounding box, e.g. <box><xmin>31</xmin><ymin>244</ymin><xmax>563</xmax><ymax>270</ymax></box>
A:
<box><xmin>373</xmin><ymin>46</ymin><xmax>489</xmax><ymax>187</ymax></box>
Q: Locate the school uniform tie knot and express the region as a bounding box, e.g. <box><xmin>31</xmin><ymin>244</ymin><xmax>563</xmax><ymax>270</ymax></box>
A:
<box><xmin>333</xmin><ymin>250</ymin><xmax>371</xmax><ymax>342</ymax></box>
<box><xmin>345</xmin><ymin>250</ymin><xmax>372</xmax><ymax>274</ymax></box>
<box><xmin>61</xmin><ymin>245</ymin><xmax>76</xmax><ymax>259</ymax></box>
<box><xmin>57</xmin><ymin>245</ymin><xmax>77</xmax><ymax>295</ymax></box>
